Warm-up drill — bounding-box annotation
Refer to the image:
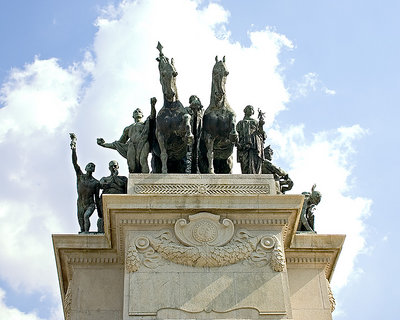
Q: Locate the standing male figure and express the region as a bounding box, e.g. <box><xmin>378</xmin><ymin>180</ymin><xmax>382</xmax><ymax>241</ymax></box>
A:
<box><xmin>70</xmin><ymin>133</ymin><xmax>100</xmax><ymax>233</ymax></box>
<box><xmin>97</xmin><ymin>160</ymin><xmax>127</xmax><ymax>232</ymax></box>
<box><xmin>97</xmin><ymin>98</ymin><xmax>157</xmax><ymax>173</ymax></box>
<box><xmin>236</xmin><ymin>105</ymin><xmax>266</xmax><ymax>174</ymax></box>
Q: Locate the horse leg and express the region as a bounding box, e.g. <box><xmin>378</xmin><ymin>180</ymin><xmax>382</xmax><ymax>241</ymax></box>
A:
<box><xmin>229</xmin><ymin>118</ymin><xmax>238</xmax><ymax>144</ymax></box>
<box><xmin>205</xmin><ymin>133</ymin><xmax>214</xmax><ymax>174</ymax></box>
<box><xmin>183</xmin><ymin>113</ymin><xmax>194</xmax><ymax>173</ymax></box>
<box><xmin>156</xmin><ymin>130</ymin><xmax>168</xmax><ymax>173</ymax></box>
<box><xmin>226</xmin><ymin>155</ymin><xmax>233</xmax><ymax>174</ymax></box>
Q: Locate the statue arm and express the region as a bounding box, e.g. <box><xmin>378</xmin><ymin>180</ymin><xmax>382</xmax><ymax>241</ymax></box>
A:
<box><xmin>99</xmin><ymin>177</ymin><xmax>109</xmax><ymax>189</ymax></box>
<box><xmin>71</xmin><ymin>148</ymin><xmax>83</xmax><ymax>175</ymax></box>
<box><xmin>114</xmin><ymin>176</ymin><xmax>128</xmax><ymax>189</ymax></box>
<box><xmin>97</xmin><ymin>126</ymin><xmax>129</xmax><ymax>149</ymax></box>
<box><xmin>116</xmin><ymin>126</ymin><xmax>130</xmax><ymax>144</ymax></box>
<box><xmin>97</xmin><ymin>140</ymin><xmax>116</xmax><ymax>150</ymax></box>
<box><xmin>70</xmin><ymin>133</ymin><xmax>83</xmax><ymax>175</ymax></box>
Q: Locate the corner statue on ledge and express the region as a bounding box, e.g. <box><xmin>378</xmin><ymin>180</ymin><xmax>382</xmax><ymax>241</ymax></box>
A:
<box><xmin>70</xmin><ymin>133</ymin><xmax>100</xmax><ymax>233</ymax></box>
<box><xmin>297</xmin><ymin>184</ymin><xmax>322</xmax><ymax>233</ymax></box>
<box><xmin>236</xmin><ymin>106</ymin><xmax>266</xmax><ymax>174</ymax></box>
<box><xmin>262</xmin><ymin>145</ymin><xmax>293</xmax><ymax>194</ymax></box>
<box><xmin>97</xmin><ymin>160</ymin><xmax>127</xmax><ymax>233</ymax></box>
<box><xmin>97</xmin><ymin>98</ymin><xmax>156</xmax><ymax>173</ymax></box>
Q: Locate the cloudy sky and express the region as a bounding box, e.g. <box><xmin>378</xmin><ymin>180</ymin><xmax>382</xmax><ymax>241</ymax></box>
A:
<box><xmin>0</xmin><ymin>0</ymin><xmax>398</xmax><ymax>319</ymax></box>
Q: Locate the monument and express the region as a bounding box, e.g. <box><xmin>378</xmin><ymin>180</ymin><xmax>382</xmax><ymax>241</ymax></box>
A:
<box><xmin>53</xmin><ymin>43</ymin><xmax>344</xmax><ymax>320</ymax></box>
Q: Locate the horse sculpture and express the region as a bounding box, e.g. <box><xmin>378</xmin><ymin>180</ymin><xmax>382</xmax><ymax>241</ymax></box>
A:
<box><xmin>199</xmin><ymin>56</ymin><xmax>238</xmax><ymax>173</ymax></box>
<box><xmin>154</xmin><ymin>42</ymin><xmax>194</xmax><ymax>173</ymax></box>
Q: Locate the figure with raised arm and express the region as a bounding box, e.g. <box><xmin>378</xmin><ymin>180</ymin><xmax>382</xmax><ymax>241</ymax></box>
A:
<box><xmin>97</xmin><ymin>98</ymin><xmax>157</xmax><ymax>173</ymax></box>
<box><xmin>70</xmin><ymin>133</ymin><xmax>100</xmax><ymax>233</ymax></box>
<box><xmin>297</xmin><ymin>184</ymin><xmax>322</xmax><ymax>233</ymax></box>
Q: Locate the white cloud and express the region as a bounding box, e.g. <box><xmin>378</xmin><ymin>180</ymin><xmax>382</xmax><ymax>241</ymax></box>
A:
<box><xmin>268</xmin><ymin>124</ymin><xmax>371</xmax><ymax>293</ymax></box>
<box><xmin>290</xmin><ymin>71</ymin><xmax>336</xmax><ymax>99</ymax></box>
<box><xmin>323</xmin><ymin>87</ymin><xmax>336</xmax><ymax>95</ymax></box>
<box><xmin>0</xmin><ymin>57</ymin><xmax>85</xmax><ymax>141</ymax></box>
<box><xmin>0</xmin><ymin>201</ymin><xmax>65</xmax><ymax>295</ymax></box>
<box><xmin>0</xmin><ymin>288</ymin><xmax>44</xmax><ymax>320</ymax></box>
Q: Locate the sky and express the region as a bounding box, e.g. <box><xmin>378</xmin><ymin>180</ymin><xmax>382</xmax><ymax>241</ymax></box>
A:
<box><xmin>0</xmin><ymin>0</ymin><xmax>399</xmax><ymax>319</ymax></box>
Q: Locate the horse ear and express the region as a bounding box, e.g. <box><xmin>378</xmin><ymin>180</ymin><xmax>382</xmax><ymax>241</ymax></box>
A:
<box><xmin>223</xmin><ymin>56</ymin><xmax>226</xmax><ymax>63</ymax></box>
<box><xmin>215</xmin><ymin>55</ymin><xmax>218</xmax><ymax>62</ymax></box>
<box><xmin>171</xmin><ymin>58</ymin><xmax>174</xmax><ymax>66</ymax></box>
<box><xmin>156</xmin><ymin>58</ymin><xmax>160</xmax><ymax>62</ymax></box>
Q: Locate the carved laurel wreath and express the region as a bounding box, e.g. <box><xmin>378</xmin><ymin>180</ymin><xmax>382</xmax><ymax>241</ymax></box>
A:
<box><xmin>126</xmin><ymin>212</ymin><xmax>285</xmax><ymax>273</ymax></box>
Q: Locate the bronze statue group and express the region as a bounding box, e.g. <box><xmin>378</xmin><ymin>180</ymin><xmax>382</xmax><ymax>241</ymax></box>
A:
<box><xmin>70</xmin><ymin>43</ymin><xmax>322</xmax><ymax>234</ymax></box>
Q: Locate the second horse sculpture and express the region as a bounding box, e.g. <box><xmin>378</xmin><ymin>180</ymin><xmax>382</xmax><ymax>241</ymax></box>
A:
<box><xmin>154</xmin><ymin>42</ymin><xmax>194</xmax><ymax>173</ymax></box>
<box><xmin>199</xmin><ymin>56</ymin><xmax>238</xmax><ymax>173</ymax></box>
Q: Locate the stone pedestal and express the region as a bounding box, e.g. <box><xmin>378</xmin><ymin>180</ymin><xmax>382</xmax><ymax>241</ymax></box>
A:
<box><xmin>53</xmin><ymin>174</ymin><xmax>344</xmax><ymax>320</ymax></box>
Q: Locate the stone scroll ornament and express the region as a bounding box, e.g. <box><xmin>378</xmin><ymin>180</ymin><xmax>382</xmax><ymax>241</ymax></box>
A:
<box><xmin>126</xmin><ymin>212</ymin><xmax>285</xmax><ymax>272</ymax></box>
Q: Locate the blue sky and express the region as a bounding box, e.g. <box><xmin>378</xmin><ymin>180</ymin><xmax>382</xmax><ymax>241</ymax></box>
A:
<box><xmin>0</xmin><ymin>0</ymin><xmax>398</xmax><ymax>319</ymax></box>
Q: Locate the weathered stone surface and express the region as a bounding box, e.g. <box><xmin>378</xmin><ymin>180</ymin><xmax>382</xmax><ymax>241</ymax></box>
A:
<box><xmin>125</xmin><ymin>214</ymin><xmax>288</xmax><ymax>318</ymax></box>
<box><xmin>53</xmin><ymin>174</ymin><xmax>344</xmax><ymax>320</ymax></box>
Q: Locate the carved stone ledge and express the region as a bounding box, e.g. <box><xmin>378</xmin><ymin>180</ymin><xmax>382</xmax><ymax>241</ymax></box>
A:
<box><xmin>134</xmin><ymin>183</ymin><xmax>271</xmax><ymax>195</ymax></box>
<box><xmin>64</xmin><ymin>281</ymin><xmax>72</xmax><ymax>320</ymax></box>
<box><xmin>120</xmin><ymin>218</ymin><xmax>178</xmax><ymax>225</ymax></box>
<box><xmin>231</xmin><ymin>218</ymin><xmax>288</xmax><ymax>225</ymax></box>
<box><xmin>67</xmin><ymin>256</ymin><xmax>119</xmax><ymax>264</ymax></box>
<box><xmin>326</xmin><ymin>278</ymin><xmax>336</xmax><ymax>312</ymax></box>
<box><xmin>128</xmin><ymin>174</ymin><xmax>277</xmax><ymax>195</ymax></box>
<box><xmin>126</xmin><ymin>212</ymin><xmax>285</xmax><ymax>272</ymax></box>
<box><xmin>286</xmin><ymin>257</ymin><xmax>331</xmax><ymax>264</ymax></box>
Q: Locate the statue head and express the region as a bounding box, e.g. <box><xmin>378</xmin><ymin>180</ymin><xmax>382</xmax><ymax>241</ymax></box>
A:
<box><xmin>108</xmin><ymin>160</ymin><xmax>119</xmax><ymax>175</ymax></box>
<box><xmin>212</xmin><ymin>56</ymin><xmax>229</xmax><ymax>101</ymax></box>
<box><xmin>264</xmin><ymin>145</ymin><xmax>273</xmax><ymax>161</ymax></box>
<box><xmin>85</xmin><ymin>162</ymin><xmax>95</xmax><ymax>174</ymax></box>
<box><xmin>156</xmin><ymin>42</ymin><xmax>178</xmax><ymax>102</ymax></box>
<box><xmin>132</xmin><ymin>108</ymin><xmax>144</xmax><ymax>122</ymax></box>
<box><xmin>189</xmin><ymin>95</ymin><xmax>200</xmax><ymax>105</ymax></box>
<box><xmin>244</xmin><ymin>105</ymin><xmax>254</xmax><ymax>117</ymax></box>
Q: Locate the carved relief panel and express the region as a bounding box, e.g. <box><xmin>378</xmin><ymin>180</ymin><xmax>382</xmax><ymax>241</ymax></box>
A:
<box><xmin>124</xmin><ymin>212</ymin><xmax>290</xmax><ymax>319</ymax></box>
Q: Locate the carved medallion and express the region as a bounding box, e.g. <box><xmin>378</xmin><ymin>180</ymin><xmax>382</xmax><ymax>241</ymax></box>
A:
<box><xmin>175</xmin><ymin>212</ymin><xmax>234</xmax><ymax>247</ymax></box>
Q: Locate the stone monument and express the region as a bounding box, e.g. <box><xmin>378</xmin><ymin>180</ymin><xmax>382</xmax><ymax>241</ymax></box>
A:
<box><xmin>53</xmin><ymin>174</ymin><xmax>343</xmax><ymax>320</ymax></box>
<box><xmin>53</xmin><ymin>43</ymin><xmax>344</xmax><ymax>320</ymax></box>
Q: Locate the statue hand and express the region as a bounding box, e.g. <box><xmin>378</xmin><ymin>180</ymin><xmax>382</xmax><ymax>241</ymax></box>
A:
<box><xmin>150</xmin><ymin>97</ymin><xmax>157</xmax><ymax>106</ymax></box>
<box><xmin>69</xmin><ymin>133</ymin><xmax>77</xmax><ymax>149</ymax></box>
<box><xmin>97</xmin><ymin>138</ymin><xmax>105</xmax><ymax>146</ymax></box>
<box><xmin>229</xmin><ymin>131</ymin><xmax>238</xmax><ymax>144</ymax></box>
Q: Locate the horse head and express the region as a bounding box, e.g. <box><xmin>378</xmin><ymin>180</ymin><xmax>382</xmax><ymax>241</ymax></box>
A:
<box><xmin>211</xmin><ymin>56</ymin><xmax>229</xmax><ymax>104</ymax></box>
<box><xmin>156</xmin><ymin>42</ymin><xmax>178</xmax><ymax>103</ymax></box>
